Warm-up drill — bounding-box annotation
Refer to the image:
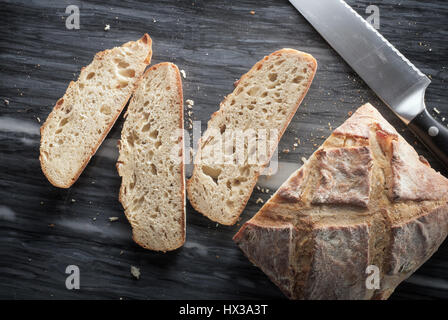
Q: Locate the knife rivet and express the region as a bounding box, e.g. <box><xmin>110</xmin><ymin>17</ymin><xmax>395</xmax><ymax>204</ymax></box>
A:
<box><xmin>428</xmin><ymin>126</ymin><xmax>439</xmax><ymax>137</ymax></box>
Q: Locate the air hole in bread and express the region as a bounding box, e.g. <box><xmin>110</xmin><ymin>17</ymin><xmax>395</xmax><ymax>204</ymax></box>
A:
<box><xmin>220</xmin><ymin>124</ymin><xmax>226</xmax><ymax>134</ymax></box>
<box><xmin>155</xmin><ymin>141</ymin><xmax>162</xmax><ymax>148</ymax></box>
<box><xmin>149</xmin><ymin>130</ymin><xmax>158</xmax><ymax>139</ymax></box>
<box><xmin>202</xmin><ymin>165</ymin><xmax>221</xmax><ymax>185</ymax></box>
<box><xmin>100</xmin><ymin>105</ymin><xmax>111</xmax><ymax>115</ymax></box>
<box><xmin>119</xmin><ymin>68</ymin><xmax>135</xmax><ymax>78</ymax></box>
<box><xmin>247</xmin><ymin>86</ymin><xmax>260</xmax><ymax>96</ymax></box>
<box><xmin>127</xmin><ymin>131</ymin><xmax>137</xmax><ymax>148</ymax></box>
<box><xmin>132</xmin><ymin>196</ymin><xmax>145</xmax><ymax>211</ymax></box>
<box><xmin>55</xmin><ymin>128</ymin><xmax>62</xmax><ymax>134</ymax></box>
<box><xmin>41</xmin><ymin>151</ymin><xmax>49</xmax><ymax>160</ymax></box>
<box><xmin>268</xmin><ymin>73</ymin><xmax>277</xmax><ymax>82</ymax></box>
<box><xmin>239</xmin><ymin>165</ymin><xmax>250</xmax><ymax>177</ymax></box>
<box><xmin>226</xmin><ymin>200</ymin><xmax>234</xmax><ymax>208</ymax></box>
<box><xmin>275</xmin><ymin>59</ymin><xmax>285</xmax><ymax>65</ymax></box>
<box><xmin>117</xmin><ymin>80</ymin><xmax>129</xmax><ymax>88</ymax></box>
<box><xmin>117</xmin><ymin>61</ymin><xmax>130</xmax><ymax>69</ymax></box>
<box><xmin>141</xmin><ymin>123</ymin><xmax>151</xmax><ymax>132</ymax></box>
<box><xmin>150</xmin><ymin>163</ymin><xmax>157</xmax><ymax>175</ymax></box>
<box><xmin>247</xmin><ymin>105</ymin><xmax>255</xmax><ymax>110</ymax></box>
<box><xmin>86</xmin><ymin>72</ymin><xmax>95</xmax><ymax>80</ymax></box>
<box><xmin>293</xmin><ymin>75</ymin><xmax>305</xmax><ymax>84</ymax></box>
<box><xmin>59</xmin><ymin>118</ymin><xmax>69</xmax><ymax>127</ymax></box>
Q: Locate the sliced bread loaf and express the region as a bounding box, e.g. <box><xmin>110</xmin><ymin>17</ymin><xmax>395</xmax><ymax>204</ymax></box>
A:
<box><xmin>117</xmin><ymin>62</ymin><xmax>185</xmax><ymax>251</ymax></box>
<box><xmin>40</xmin><ymin>34</ymin><xmax>152</xmax><ymax>188</ymax></box>
<box><xmin>186</xmin><ymin>49</ymin><xmax>317</xmax><ymax>225</ymax></box>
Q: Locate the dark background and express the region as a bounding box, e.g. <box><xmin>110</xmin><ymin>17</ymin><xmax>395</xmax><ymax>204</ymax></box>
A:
<box><xmin>0</xmin><ymin>0</ymin><xmax>447</xmax><ymax>299</ymax></box>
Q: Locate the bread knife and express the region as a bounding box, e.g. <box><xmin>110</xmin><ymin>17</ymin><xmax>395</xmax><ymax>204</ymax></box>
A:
<box><xmin>289</xmin><ymin>0</ymin><xmax>448</xmax><ymax>167</ymax></box>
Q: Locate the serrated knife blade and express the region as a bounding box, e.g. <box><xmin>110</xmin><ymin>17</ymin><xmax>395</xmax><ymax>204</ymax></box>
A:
<box><xmin>290</xmin><ymin>0</ymin><xmax>448</xmax><ymax>167</ymax></box>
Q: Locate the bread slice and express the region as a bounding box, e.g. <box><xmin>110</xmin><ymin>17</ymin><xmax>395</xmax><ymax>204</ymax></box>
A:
<box><xmin>40</xmin><ymin>34</ymin><xmax>152</xmax><ymax>188</ymax></box>
<box><xmin>234</xmin><ymin>103</ymin><xmax>448</xmax><ymax>299</ymax></box>
<box><xmin>186</xmin><ymin>49</ymin><xmax>317</xmax><ymax>225</ymax></box>
<box><xmin>117</xmin><ymin>62</ymin><xmax>185</xmax><ymax>251</ymax></box>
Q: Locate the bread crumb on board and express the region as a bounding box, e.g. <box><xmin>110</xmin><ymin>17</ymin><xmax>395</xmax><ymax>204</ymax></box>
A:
<box><xmin>256</xmin><ymin>198</ymin><xmax>264</xmax><ymax>204</ymax></box>
<box><xmin>180</xmin><ymin>69</ymin><xmax>186</xmax><ymax>79</ymax></box>
<box><xmin>186</xmin><ymin>99</ymin><xmax>194</xmax><ymax>106</ymax></box>
<box><xmin>4</xmin><ymin>99</ymin><xmax>9</xmax><ymax>105</ymax></box>
<box><xmin>109</xmin><ymin>217</ymin><xmax>119</xmax><ymax>222</ymax></box>
<box><xmin>104</xmin><ymin>24</ymin><xmax>110</xmax><ymax>31</ymax></box>
<box><xmin>250</xmin><ymin>10</ymin><xmax>255</xmax><ymax>15</ymax></box>
<box><xmin>130</xmin><ymin>266</ymin><xmax>140</xmax><ymax>279</ymax></box>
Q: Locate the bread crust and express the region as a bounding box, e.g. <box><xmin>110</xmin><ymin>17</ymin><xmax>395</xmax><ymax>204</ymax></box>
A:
<box><xmin>117</xmin><ymin>62</ymin><xmax>185</xmax><ymax>252</ymax></box>
<box><xmin>234</xmin><ymin>103</ymin><xmax>448</xmax><ymax>299</ymax></box>
<box><xmin>40</xmin><ymin>34</ymin><xmax>152</xmax><ymax>188</ymax></box>
<box><xmin>233</xmin><ymin>220</ymin><xmax>300</xmax><ymax>298</ymax></box>
<box><xmin>187</xmin><ymin>48</ymin><xmax>317</xmax><ymax>225</ymax></box>
<box><xmin>378</xmin><ymin>203</ymin><xmax>448</xmax><ymax>298</ymax></box>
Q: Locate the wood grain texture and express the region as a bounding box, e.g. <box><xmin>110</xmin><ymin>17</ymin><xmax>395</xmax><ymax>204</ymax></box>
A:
<box><xmin>0</xmin><ymin>0</ymin><xmax>447</xmax><ymax>299</ymax></box>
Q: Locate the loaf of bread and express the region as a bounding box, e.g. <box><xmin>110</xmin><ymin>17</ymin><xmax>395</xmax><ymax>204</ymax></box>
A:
<box><xmin>117</xmin><ymin>62</ymin><xmax>185</xmax><ymax>251</ymax></box>
<box><xmin>40</xmin><ymin>34</ymin><xmax>152</xmax><ymax>188</ymax></box>
<box><xmin>234</xmin><ymin>103</ymin><xmax>448</xmax><ymax>299</ymax></box>
<box><xmin>187</xmin><ymin>49</ymin><xmax>317</xmax><ymax>225</ymax></box>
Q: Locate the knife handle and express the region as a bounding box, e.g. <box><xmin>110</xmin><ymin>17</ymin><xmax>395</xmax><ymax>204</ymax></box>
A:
<box><xmin>408</xmin><ymin>108</ymin><xmax>448</xmax><ymax>168</ymax></box>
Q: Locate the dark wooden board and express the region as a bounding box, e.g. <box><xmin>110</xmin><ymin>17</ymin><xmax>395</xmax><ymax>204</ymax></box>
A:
<box><xmin>0</xmin><ymin>0</ymin><xmax>447</xmax><ymax>299</ymax></box>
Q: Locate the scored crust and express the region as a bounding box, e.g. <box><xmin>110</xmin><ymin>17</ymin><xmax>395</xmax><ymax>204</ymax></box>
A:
<box><xmin>311</xmin><ymin>146</ymin><xmax>373</xmax><ymax>208</ymax></box>
<box><xmin>234</xmin><ymin>103</ymin><xmax>448</xmax><ymax>299</ymax></box>
<box><xmin>187</xmin><ymin>48</ymin><xmax>317</xmax><ymax>225</ymax></box>
<box><xmin>40</xmin><ymin>34</ymin><xmax>152</xmax><ymax>188</ymax></box>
